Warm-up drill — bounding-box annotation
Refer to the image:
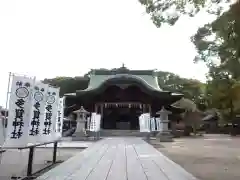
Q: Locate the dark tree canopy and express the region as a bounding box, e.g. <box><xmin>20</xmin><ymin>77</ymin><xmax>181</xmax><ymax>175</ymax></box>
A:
<box><xmin>43</xmin><ymin>76</ymin><xmax>89</xmax><ymax>97</ymax></box>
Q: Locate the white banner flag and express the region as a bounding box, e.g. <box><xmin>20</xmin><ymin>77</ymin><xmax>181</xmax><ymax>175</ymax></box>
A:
<box><xmin>39</xmin><ymin>86</ymin><xmax>59</xmax><ymax>143</ymax></box>
<box><xmin>27</xmin><ymin>82</ymin><xmax>48</xmax><ymax>145</ymax></box>
<box><xmin>3</xmin><ymin>75</ymin><xmax>34</xmax><ymax>148</ymax></box>
<box><xmin>55</xmin><ymin>97</ymin><xmax>64</xmax><ymax>139</ymax></box>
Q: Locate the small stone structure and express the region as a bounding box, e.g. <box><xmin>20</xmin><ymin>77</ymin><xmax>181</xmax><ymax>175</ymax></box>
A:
<box><xmin>72</xmin><ymin>106</ymin><xmax>89</xmax><ymax>141</ymax></box>
<box><xmin>156</xmin><ymin>106</ymin><xmax>173</xmax><ymax>142</ymax></box>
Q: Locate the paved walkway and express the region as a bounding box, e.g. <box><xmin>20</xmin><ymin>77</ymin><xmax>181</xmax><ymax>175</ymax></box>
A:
<box><xmin>37</xmin><ymin>137</ymin><xmax>198</xmax><ymax>180</ymax></box>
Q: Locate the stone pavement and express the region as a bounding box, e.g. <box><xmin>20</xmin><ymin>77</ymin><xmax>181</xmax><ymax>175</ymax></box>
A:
<box><xmin>38</xmin><ymin>141</ymin><xmax>92</xmax><ymax>148</ymax></box>
<box><xmin>37</xmin><ymin>137</ymin><xmax>198</xmax><ymax>180</ymax></box>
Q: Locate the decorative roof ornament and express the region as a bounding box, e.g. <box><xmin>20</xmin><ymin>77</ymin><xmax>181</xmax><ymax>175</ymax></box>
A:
<box><xmin>113</xmin><ymin>63</ymin><xmax>129</xmax><ymax>74</ymax></box>
<box><xmin>156</xmin><ymin>106</ymin><xmax>172</xmax><ymax>115</ymax></box>
<box><xmin>73</xmin><ymin>106</ymin><xmax>89</xmax><ymax>114</ymax></box>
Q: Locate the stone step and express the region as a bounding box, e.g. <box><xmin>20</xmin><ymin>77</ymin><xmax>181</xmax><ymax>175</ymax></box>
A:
<box><xmin>99</xmin><ymin>130</ymin><xmax>148</xmax><ymax>137</ymax></box>
<box><xmin>67</xmin><ymin>129</ymin><xmax>149</xmax><ymax>137</ymax></box>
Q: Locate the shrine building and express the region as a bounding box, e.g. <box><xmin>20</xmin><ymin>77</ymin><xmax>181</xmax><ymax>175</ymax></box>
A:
<box><xmin>64</xmin><ymin>66</ymin><xmax>184</xmax><ymax>130</ymax></box>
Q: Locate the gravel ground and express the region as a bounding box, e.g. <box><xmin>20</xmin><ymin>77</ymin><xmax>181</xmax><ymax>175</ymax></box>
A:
<box><xmin>150</xmin><ymin>134</ymin><xmax>240</xmax><ymax>180</ymax></box>
<box><xmin>0</xmin><ymin>147</ymin><xmax>81</xmax><ymax>180</ymax></box>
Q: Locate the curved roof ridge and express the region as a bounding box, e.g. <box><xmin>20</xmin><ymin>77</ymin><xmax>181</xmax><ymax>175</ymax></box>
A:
<box><xmin>81</xmin><ymin>74</ymin><xmax>161</xmax><ymax>92</ymax></box>
<box><xmin>111</xmin><ymin>74</ymin><xmax>154</xmax><ymax>87</ymax></box>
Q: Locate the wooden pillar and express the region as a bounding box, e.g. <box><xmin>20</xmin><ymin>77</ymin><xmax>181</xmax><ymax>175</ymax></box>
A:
<box><xmin>100</xmin><ymin>103</ymin><xmax>104</xmax><ymax>129</ymax></box>
<box><xmin>100</xmin><ymin>104</ymin><xmax>103</xmax><ymax>116</ymax></box>
<box><xmin>94</xmin><ymin>104</ymin><xmax>97</xmax><ymax>113</ymax></box>
<box><xmin>148</xmin><ymin>104</ymin><xmax>152</xmax><ymax>116</ymax></box>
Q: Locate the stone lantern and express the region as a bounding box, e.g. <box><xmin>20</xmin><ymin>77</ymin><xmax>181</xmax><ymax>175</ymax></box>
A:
<box><xmin>156</xmin><ymin>106</ymin><xmax>173</xmax><ymax>142</ymax></box>
<box><xmin>72</xmin><ymin>106</ymin><xmax>89</xmax><ymax>140</ymax></box>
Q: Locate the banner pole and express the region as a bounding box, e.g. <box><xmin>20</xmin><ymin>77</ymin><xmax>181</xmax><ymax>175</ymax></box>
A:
<box><xmin>5</xmin><ymin>72</ymin><xmax>12</xmax><ymax>110</ymax></box>
<box><xmin>3</xmin><ymin>72</ymin><xmax>12</xmax><ymax>140</ymax></box>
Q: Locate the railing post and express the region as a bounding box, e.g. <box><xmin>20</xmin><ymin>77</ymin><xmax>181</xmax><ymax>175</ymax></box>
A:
<box><xmin>53</xmin><ymin>142</ymin><xmax>58</xmax><ymax>164</ymax></box>
<box><xmin>27</xmin><ymin>147</ymin><xmax>35</xmax><ymax>177</ymax></box>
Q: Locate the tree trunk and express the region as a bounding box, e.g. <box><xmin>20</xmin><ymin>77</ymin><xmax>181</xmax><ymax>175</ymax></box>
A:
<box><xmin>230</xmin><ymin>98</ymin><xmax>236</xmax><ymax>136</ymax></box>
<box><xmin>171</xmin><ymin>122</ymin><xmax>178</xmax><ymax>137</ymax></box>
<box><xmin>183</xmin><ymin>126</ymin><xmax>192</xmax><ymax>136</ymax></box>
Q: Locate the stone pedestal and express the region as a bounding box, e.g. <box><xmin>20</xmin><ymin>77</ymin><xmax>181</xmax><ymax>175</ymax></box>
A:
<box><xmin>71</xmin><ymin>106</ymin><xmax>89</xmax><ymax>141</ymax></box>
<box><xmin>156</xmin><ymin>131</ymin><xmax>173</xmax><ymax>142</ymax></box>
<box><xmin>72</xmin><ymin>120</ymin><xmax>86</xmax><ymax>140</ymax></box>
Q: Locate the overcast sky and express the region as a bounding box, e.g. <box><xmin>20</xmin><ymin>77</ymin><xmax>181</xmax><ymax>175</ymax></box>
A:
<box><xmin>0</xmin><ymin>0</ymin><xmax>217</xmax><ymax>107</ymax></box>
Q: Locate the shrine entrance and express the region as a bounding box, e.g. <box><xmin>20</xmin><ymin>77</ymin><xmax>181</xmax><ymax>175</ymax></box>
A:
<box><xmin>100</xmin><ymin>102</ymin><xmax>150</xmax><ymax>130</ymax></box>
<box><xmin>91</xmin><ymin>85</ymin><xmax>153</xmax><ymax>130</ymax></box>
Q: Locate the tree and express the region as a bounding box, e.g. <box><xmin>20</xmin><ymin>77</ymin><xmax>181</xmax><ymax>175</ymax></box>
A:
<box><xmin>205</xmin><ymin>68</ymin><xmax>240</xmax><ymax>120</ymax></box>
<box><xmin>192</xmin><ymin>1</ymin><xmax>240</xmax><ymax>75</ymax></box>
<box><xmin>192</xmin><ymin>1</ymin><xmax>240</xmax><ymax>126</ymax></box>
<box><xmin>139</xmin><ymin>0</ymin><xmax>228</xmax><ymax>27</ymax></box>
<box><xmin>157</xmin><ymin>71</ymin><xmax>207</xmax><ymax>110</ymax></box>
<box><xmin>43</xmin><ymin>76</ymin><xmax>89</xmax><ymax>96</ymax></box>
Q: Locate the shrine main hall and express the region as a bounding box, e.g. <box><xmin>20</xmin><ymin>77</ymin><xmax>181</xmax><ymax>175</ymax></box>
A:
<box><xmin>64</xmin><ymin>66</ymin><xmax>183</xmax><ymax>130</ymax></box>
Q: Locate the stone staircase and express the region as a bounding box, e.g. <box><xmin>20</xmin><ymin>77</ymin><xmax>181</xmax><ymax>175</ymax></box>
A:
<box><xmin>99</xmin><ymin>129</ymin><xmax>148</xmax><ymax>137</ymax></box>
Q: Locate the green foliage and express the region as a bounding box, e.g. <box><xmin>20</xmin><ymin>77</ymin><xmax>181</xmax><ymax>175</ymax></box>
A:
<box><xmin>43</xmin><ymin>76</ymin><xmax>89</xmax><ymax>96</ymax></box>
<box><xmin>192</xmin><ymin>1</ymin><xmax>240</xmax><ymax>72</ymax></box>
<box><xmin>192</xmin><ymin>1</ymin><xmax>240</xmax><ymax>122</ymax></box>
<box><xmin>139</xmin><ymin>0</ymin><xmax>228</xmax><ymax>27</ymax></box>
<box><xmin>157</xmin><ymin>71</ymin><xmax>207</xmax><ymax>110</ymax></box>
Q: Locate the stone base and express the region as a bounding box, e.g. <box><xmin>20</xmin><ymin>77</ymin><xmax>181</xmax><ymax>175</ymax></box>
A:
<box><xmin>156</xmin><ymin>132</ymin><xmax>173</xmax><ymax>142</ymax></box>
<box><xmin>72</xmin><ymin>131</ymin><xmax>88</xmax><ymax>141</ymax></box>
<box><xmin>72</xmin><ymin>136</ymin><xmax>89</xmax><ymax>141</ymax></box>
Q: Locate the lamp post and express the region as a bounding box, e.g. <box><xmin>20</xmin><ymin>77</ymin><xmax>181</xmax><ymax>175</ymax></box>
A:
<box><xmin>156</xmin><ymin>106</ymin><xmax>173</xmax><ymax>142</ymax></box>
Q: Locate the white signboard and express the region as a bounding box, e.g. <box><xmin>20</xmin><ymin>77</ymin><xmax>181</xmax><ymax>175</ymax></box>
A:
<box><xmin>150</xmin><ymin>117</ymin><xmax>156</xmax><ymax>131</ymax></box>
<box><xmin>95</xmin><ymin>114</ymin><xmax>101</xmax><ymax>132</ymax></box>
<box><xmin>139</xmin><ymin>113</ymin><xmax>151</xmax><ymax>132</ymax></box>
<box><xmin>155</xmin><ymin>117</ymin><xmax>161</xmax><ymax>131</ymax></box>
<box><xmin>39</xmin><ymin>86</ymin><xmax>60</xmax><ymax>143</ymax></box>
<box><xmin>89</xmin><ymin>113</ymin><xmax>96</xmax><ymax>132</ymax></box>
<box><xmin>89</xmin><ymin>113</ymin><xmax>101</xmax><ymax>132</ymax></box>
<box><xmin>28</xmin><ymin>82</ymin><xmax>48</xmax><ymax>145</ymax></box>
<box><xmin>3</xmin><ymin>76</ymin><xmax>34</xmax><ymax>148</ymax></box>
<box><xmin>55</xmin><ymin>97</ymin><xmax>64</xmax><ymax>139</ymax></box>
<box><xmin>86</xmin><ymin>117</ymin><xmax>90</xmax><ymax>131</ymax></box>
